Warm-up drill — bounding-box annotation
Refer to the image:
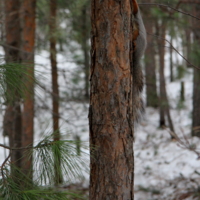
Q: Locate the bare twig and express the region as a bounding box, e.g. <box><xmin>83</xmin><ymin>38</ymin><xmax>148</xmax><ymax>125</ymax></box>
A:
<box><xmin>0</xmin><ymin>139</ymin><xmax>77</xmax><ymax>151</ymax></box>
<box><xmin>1</xmin><ymin>152</ymin><xmax>11</xmax><ymax>180</ymax></box>
<box><xmin>0</xmin><ymin>143</ymin><xmax>32</xmax><ymax>151</ymax></box>
<box><xmin>139</xmin><ymin>3</ymin><xmax>200</xmax><ymax>21</ymax></box>
<box><xmin>148</xmin><ymin>32</ymin><xmax>200</xmax><ymax>70</ymax></box>
<box><xmin>176</xmin><ymin>0</ymin><xmax>200</xmax><ymax>8</ymax></box>
<box><xmin>165</xmin><ymin>128</ymin><xmax>200</xmax><ymax>159</ymax></box>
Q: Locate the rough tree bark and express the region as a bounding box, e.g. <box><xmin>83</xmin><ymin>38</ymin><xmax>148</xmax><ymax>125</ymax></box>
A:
<box><xmin>4</xmin><ymin>0</ymin><xmax>22</xmax><ymax>175</ymax></box>
<box><xmin>49</xmin><ymin>0</ymin><xmax>62</xmax><ymax>184</ymax></box>
<box><xmin>89</xmin><ymin>0</ymin><xmax>144</xmax><ymax>199</ymax></box>
<box><xmin>21</xmin><ymin>0</ymin><xmax>36</xmax><ymax>180</ymax></box>
<box><xmin>192</xmin><ymin>3</ymin><xmax>200</xmax><ymax>137</ymax></box>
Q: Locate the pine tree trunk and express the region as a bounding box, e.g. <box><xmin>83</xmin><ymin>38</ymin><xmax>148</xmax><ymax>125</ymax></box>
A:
<box><xmin>192</xmin><ymin>4</ymin><xmax>200</xmax><ymax>137</ymax></box>
<box><xmin>21</xmin><ymin>0</ymin><xmax>36</xmax><ymax>181</ymax></box>
<box><xmin>158</xmin><ymin>23</ymin><xmax>166</xmax><ymax>127</ymax></box>
<box><xmin>180</xmin><ymin>81</ymin><xmax>185</xmax><ymax>102</ymax></box>
<box><xmin>144</xmin><ymin>16</ymin><xmax>158</xmax><ymax>108</ymax></box>
<box><xmin>169</xmin><ymin>36</ymin><xmax>174</xmax><ymax>82</ymax></box>
<box><xmin>185</xmin><ymin>21</ymin><xmax>192</xmax><ymax>68</ymax></box>
<box><xmin>4</xmin><ymin>0</ymin><xmax>23</xmax><ymax>176</ymax></box>
<box><xmin>89</xmin><ymin>0</ymin><xmax>140</xmax><ymax>199</ymax></box>
<box><xmin>158</xmin><ymin>22</ymin><xmax>175</xmax><ymax>135</ymax></box>
<box><xmin>49</xmin><ymin>0</ymin><xmax>62</xmax><ymax>185</ymax></box>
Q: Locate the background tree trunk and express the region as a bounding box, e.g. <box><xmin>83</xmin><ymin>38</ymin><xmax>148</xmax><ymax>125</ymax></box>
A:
<box><xmin>49</xmin><ymin>0</ymin><xmax>62</xmax><ymax>185</ymax></box>
<box><xmin>180</xmin><ymin>81</ymin><xmax>185</xmax><ymax>102</ymax></box>
<box><xmin>157</xmin><ymin>22</ymin><xmax>166</xmax><ymax>127</ymax></box>
<box><xmin>169</xmin><ymin>36</ymin><xmax>174</xmax><ymax>82</ymax></box>
<box><xmin>80</xmin><ymin>3</ymin><xmax>90</xmax><ymax>99</ymax></box>
<box><xmin>21</xmin><ymin>0</ymin><xmax>36</xmax><ymax>181</ymax></box>
<box><xmin>157</xmin><ymin>22</ymin><xmax>175</xmax><ymax>135</ymax></box>
<box><xmin>4</xmin><ymin>0</ymin><xmax>22</xmax><ymax>176</ymax></box>
<box><xmin>185</xmin><ymin>18</ymin><xmax>192</xmax><ymax>68</ymax></box>
<box><xmin>192</xmin><ymin>3</ymin><xmax>200</xmax><ymax>137</ymax></box>
<box><xmin>144</xmin><ymin>15</ymin><xmax>158</xmax><ymax>108</ymax></box>
<box><xmin>89</xmin><ymin>0</ymin><xmax>140</xmax><ymax>199</ymax></box>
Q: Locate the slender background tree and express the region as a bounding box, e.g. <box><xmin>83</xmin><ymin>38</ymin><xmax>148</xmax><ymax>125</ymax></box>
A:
<box><xmin>4</xmin><ymin>0</ymin><xmax>22</xmax><ymax>179</ymax></box>
<box><xmin>192</xmin><ymin>2</ymin><xmax>200</xmax><ymax>137</ymax></box>
<box><xmin>143</xmin><ymin>3</ymin><xmax>158</xmax><ymax>108</ymax></box>
<box><xmin>21</xmin><ymin>0</ymin><xmax>36</xmax><ymax>181</ymax></box>
<box><xmin>49</xmin><ymin>0</ymin><xmax>63</xmax><ymax>185</ymax></box>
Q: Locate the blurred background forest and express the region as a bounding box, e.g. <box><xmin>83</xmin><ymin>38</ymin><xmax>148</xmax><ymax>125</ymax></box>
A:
<box><xmin>0</xmin><ymin>0</ymin><xmax>200</xmax><ymax>199</ymax></box>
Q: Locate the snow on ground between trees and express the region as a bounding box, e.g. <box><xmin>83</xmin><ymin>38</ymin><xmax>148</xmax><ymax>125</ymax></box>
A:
<box><xmin>0</xmin><ymin>50</ymin><xmax>200</xmax><ymax>199</ymax></box>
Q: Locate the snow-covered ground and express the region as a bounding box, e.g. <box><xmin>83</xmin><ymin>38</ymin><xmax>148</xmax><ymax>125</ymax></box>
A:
<box><xmin>0</xmin><ymin>48</ymin><xmax>200</xmax><ymax>199</ymax></box>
